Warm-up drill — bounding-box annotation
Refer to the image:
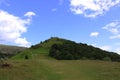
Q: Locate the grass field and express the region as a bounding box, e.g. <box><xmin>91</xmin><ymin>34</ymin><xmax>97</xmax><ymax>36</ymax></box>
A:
<box><xmin>0</xmin><ymin>54</ymin><xmax>120</xmax><ymax>80</ymax></box>
<box><xmin>0</xmin><ymin>38</ymin><xmax>120</xmax><ymax>80</ymax></box>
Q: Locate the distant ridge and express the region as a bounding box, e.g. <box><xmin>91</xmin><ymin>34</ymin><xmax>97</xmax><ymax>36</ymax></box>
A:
<box><xmin>0</xmin><ymin>44</ymin><xmax>27</xmax><ymax>58</ymax></box>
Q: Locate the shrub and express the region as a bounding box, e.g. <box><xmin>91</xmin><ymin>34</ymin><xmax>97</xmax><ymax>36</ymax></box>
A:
<box><xmin>25</xmin><ymin>55</ymin><xmax>29</xmax><ymax>59</ymax></box>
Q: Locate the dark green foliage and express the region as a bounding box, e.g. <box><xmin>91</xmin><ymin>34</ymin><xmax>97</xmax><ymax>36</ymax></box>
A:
<box><xmin>25</xmin><ymin>55</ymin><xmax>29</xmax><ymax>59</ymax></box>
<box><xmin>49</xmin><ymin>38</ymin><xmax>120</xmax><ymax>62</ymax></box>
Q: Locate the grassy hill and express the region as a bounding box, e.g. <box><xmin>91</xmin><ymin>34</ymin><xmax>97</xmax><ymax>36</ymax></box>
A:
<box><xmin>0</xmin><ymin>37</ymin><xmax>120</xmax><ymax>80</ymax></box>
<box><xmin>13</xmin><ymin>37</ymin><xmax>120</xmax><ymax>61</ymax></box>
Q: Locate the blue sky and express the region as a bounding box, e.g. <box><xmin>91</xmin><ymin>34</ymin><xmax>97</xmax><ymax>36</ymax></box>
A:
<box><xmin>0</xmin><ymin>0</ymin><xmax>120</xmax><ymax>54</ymax></box>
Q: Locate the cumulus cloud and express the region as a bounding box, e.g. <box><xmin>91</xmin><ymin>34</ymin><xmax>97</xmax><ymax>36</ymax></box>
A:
<box><xmin>90</xmin><ymin>32</ymin><xmax>99</xmax><ymax>37</ymax></box>
<box><xmin>15</xmin><ymin>38</ymin><xmax>30</xmax><ymax>47</ymax></box>
<box><xmin>0</xmin><ymin>10</ymin><xmax>35</xmax><ymax>47</ymax></box>
<box><xmin>70</xmin><ymin>0</ymin><xmax>120</xmax><ymax>18</ymax></box>
<box><xmin>102</xmin><ymin>21</ymin><xmax>120</xmax><ymax>39</ymax></box>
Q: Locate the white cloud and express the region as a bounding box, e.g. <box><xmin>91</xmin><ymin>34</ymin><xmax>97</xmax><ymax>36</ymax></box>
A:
<box><xmin>102</xmin><ymin>21</ymin><xmax>120</xmax><ymax>39</ymax></box>
<box><xmin>90</xmin><ymin>32</ymin><xmax>99</xmax><ymax>37</ymax></box>
<box><xmin>0</xmin><ymin>10</ymin><xmax>35</xmax><ymax>47</ymax></box>
<box><xmin>70</xmin><ymin>0</ymin><xmax>120</xmax><ymax>18</ymax></box>
<box><xmin>24</xmin><ymin>12</ymin><xmax>36</xmax><ymax>18</ymax></box>
<box><xmin>15</xmin><ymin>38</ymin><xmax>30</xmax><ymax>47</ymax></box>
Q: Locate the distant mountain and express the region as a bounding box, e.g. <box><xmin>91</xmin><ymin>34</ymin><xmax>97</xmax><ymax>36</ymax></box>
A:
<box><xmin>13</xmin><ymin>37</ymin><xmax>120</xmax><ymax>62</ymax></box>
<box><xmin>0</xmin><ymin>44</ymin><xmax>27</xmax><ymax>58</ymax></box>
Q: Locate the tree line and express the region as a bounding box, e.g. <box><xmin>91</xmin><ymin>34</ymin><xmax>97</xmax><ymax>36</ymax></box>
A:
<box><xmin>49</xmin><ymin>41</ymin><xmax>120</xmax><ymax>62</ymax></box>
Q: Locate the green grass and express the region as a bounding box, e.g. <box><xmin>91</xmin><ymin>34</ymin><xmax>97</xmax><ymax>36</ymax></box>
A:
<box><xmin>1</xmin><ymin>37</ymin><xmax>120</xmax><ymax>80</ymax></box>
<box><xmin>0</xmin><ymin>60</ymin><xmax>62</xmax><ymax>80</ymax></box>
<box><xmin>0</xmin><ymin>57</ymin><xmax>120</xmax><ymax>80</ymax></box>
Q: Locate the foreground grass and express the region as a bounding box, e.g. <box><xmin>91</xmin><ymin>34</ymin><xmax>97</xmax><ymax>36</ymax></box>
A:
<box><xmin>0</xmin><ymin>57</ymin><xmax>120</xmax><ymax>80</ymax></box>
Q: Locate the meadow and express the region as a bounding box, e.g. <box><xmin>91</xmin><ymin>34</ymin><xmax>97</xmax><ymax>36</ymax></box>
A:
<box><xmin>0</xmin><ymin>54</ymin><xmax>120</xmax><ymax>80</ymax></box>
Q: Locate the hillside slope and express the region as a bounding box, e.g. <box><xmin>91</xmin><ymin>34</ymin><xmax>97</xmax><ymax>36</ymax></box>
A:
<box><xmin>0</xmin><ymin>44</ymin><xmax>26</xmax><ymax>58</ymax></box>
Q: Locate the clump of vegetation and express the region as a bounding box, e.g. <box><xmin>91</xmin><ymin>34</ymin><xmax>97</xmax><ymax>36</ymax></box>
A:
<box><xmin>49</xmin><ymin>38</ymin><xmax>120</xmax><ymax>62</ymax></box>
<box><xmin>25</xmin><ymin>55</ymin><xmax>29</xmax><ymax>60</ymax></box>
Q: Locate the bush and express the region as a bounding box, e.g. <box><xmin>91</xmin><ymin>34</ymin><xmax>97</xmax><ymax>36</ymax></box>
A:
<box><xmin>25</xmin><ymin>55</ymin><xmax>29</xmax><ymax>59</ymax></box>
